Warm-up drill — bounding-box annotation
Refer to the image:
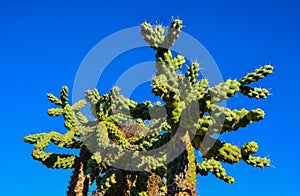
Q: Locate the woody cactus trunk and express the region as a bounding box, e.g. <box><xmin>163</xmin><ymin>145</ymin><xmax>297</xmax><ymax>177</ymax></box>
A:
<box><xmin>24</xmin><ymin>19</ymin><xmax>272</xmax><ymax>196</ymax></box>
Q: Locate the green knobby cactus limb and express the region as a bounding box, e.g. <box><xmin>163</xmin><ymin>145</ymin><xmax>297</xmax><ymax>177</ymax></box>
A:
<box><xmin>24</xmin><ymin>132</ymin><xmax>77</xmax><ymax>169</ymax></box>
<box><xmin>141</xmin><ymin>20</ymin><xmax>183</xmax><ymax>71</ymax></box>
<box><xmin>75</xmin><ymin>110</ymin><xmax>89</xmax><ymax>124</ymax></box>
<box><xmin>239</xmin><ymin>65</ymin><xmax>273</xmax><ymax>85</ymax></box>
<box><xmin>114</xmin><ymin>149</ymin><xmax>165</xmax><ymax>172</ymax></box>
<box><xmin>155</xmin><ymin>50</ymin><xmax>174</xmax><ymax>70</ymax></box>
<box><xmin>160</xmin><ymin>62</ymin><xmax>182</xmax><ymax>86</ymax></box>
<box><xmin>140</xmin><ymin>22</ymin><xmax>165</xmax><ymax>50</ymax></box>
<box><xmin>154</xmin><ymin>52</ymin><xmax>181</xmax><ymax>82</ymax></box>
<box><xmin>203</xmin><ymin>140</ymin><xmax>242</xmax><ymax>164</ymax></box>
<box><xmin>180</xmin><ymin>78</ymin><xmax>198</xmax><ymax>104</ymax></box>
<box><xmin>140</xmin><ymin>19</ymin><xmax>182</xmax><ymax>50</ymax></box>
<box><xmin>152</xmin><ymin>72</ymin><xmax>181</xmax><ymax>107</ymax></box>
<box><xmin>154</xmin><ymin>50</ymin><xmax>185</xmax><ymax>70</ymax></box>
<box><xmin>210</xmin><ymin>105</ymin><xmax>265</xmax><ymax>132</ymax></box>
<box><xmin>193</xmin><ymin>78</ymin><xmax>209</xmax><ymax>100</ymax></box>
<box><xmin>31</xmin><ymin>150</ymin><xmax>78</xmax><ymax>169</ymax></box>
<box><xmin>195</xmin><ymin>116</ymin><xmax>213</xmax><ymax>136</ymax></box>
<box><xmin>110</xmin><ymin>88</ymin><xmax>137</xmax><ymax>113</ymax></box>
<box><xmin>25</xmin><ymin>86</ymin><xmax>92</xmax><ymax>172</ymax></box>
<box><xmin>241</xmin><ymin>141</ymin><xmax>270</xmax><ymax>168</ymax></box>
<box><xmin>95</xmin><ymin>122</ymin><xmax>110</xmax><ymax>148</ymax></box>
<box><xmin>47</xmin><ymin>93</ymin><xmax>63</xmax><ymax>105</ymax></box>
<box><xmin>151</xmin><ymin>74</ymin><xmax>183</xmax><ymax>125</ymax></box>
<box><xmin>197</xmin><ymin>158</ymin><xmax>234</xmax><ymax>184</ymax></box>
<box><xmin>24</xmin><ymin>133</ymin><xmax>51</xmax><ymax>150</ymax></box>
<box><xmin>108</xmin><ymin>112</ymin><xmax>132</xmax><ymax>125</ymax></box>
<box><xmin>62</xmin><ymin>104</ymin><xmax>79</xmax><ymax>130</ymax></box>
<box><xmin>195</xmin><ymin>105</ymin><xmax>265</xmax><ymax>136</ymax></box>
<box><xmin>240</xmin><ymin>86</ymin><xmax>270</xmax><ymax>99</ymax></box>
<box><xmin>88</xmin><ymin>86</ymin><xmax>161</xmax><ymax>126</ymax></box>
<box><xmin>106</xmin><ymin>96</ymin><xmax>161</xmax><ymax>121</ymax></box>
<box><xmin>47</xmin><ymin>86</ymin><xmax>87</xmax><ymax>134</ymax></box>
<box><xmin>24</xmin><ymin>132</ymin><xmax>81</xmax><ymax>168</ymax></box>
<box><xmin>243</xmin><ymin>156</ymin><xmax>271</xmax><ymax>168</ymax></box>
<box><xmin>172</xmin><ymin>54</ymin><xmax>185</xmax><ymax>69</ymax></box>
<box><xmin>85</xmin><ymin>88</ymin><xmax>101</xmax><ymax>119</ymax></box>
<box><xmin>84</xmin><ymin>86</ymin><xmax>133</xmax><ymax>123</ymax></box>
<box><xmin>89</xmin><ymin>90</ymin><xmax>113</xmax><ymax>121</ymax></box>
<box><xmin>47</xmin><ymin>108</ymin><xmax>64</xmax><ymax>116</ymax></box>
<box><xmin>24</xmin><ymin>131</ymin><xmax>82</xmax><ymax>149</ymax></box>
<box><xmin>194</xmin><ymin>137</ymin><xmax>270</xmax><ymax>183</ymax></box>
<box><xmin>155</xmin><ymin>52</ymin><xmax>184</xmax><ymax>77</ymax></box>
<box><xmin>205</xmin><ymin>79</ymin><xmax>241</xmax><ymax>103</ymax></box>
<box><xmin>72</xmin><ymin>100</ymin><xmax>87</xmax><ymax>111</ymax></box>
<box><xmin>185</xmin><ymin>62</ymin><xmax>200</xmax><ymax>85</ymax></box>
<box><xmin>162</xmin><ymin>19</ymin><xmax>183</xmax><ymax>49</ymax></box>
<box><xmin>85</xmin><ymin>87</ymin><xmax>126</xmax><ymax>122</ymax></box>
<box><xmin>202</xmin><ymin>65</ymin><xmax>273</xmax><ymax>103</ymax></box>
<box><xmin>241</xmin><ymin>141</ymin><xmax>259</xmax><ymax>156</ymax></box>
<box><xmin>60</xmin><ymin>85</ymin><xmax>69</xmax><ymax>105</ymax></box>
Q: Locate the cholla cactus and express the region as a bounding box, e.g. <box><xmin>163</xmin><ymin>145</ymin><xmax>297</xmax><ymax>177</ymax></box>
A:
<box><xmin>24</xmin><ymin>19</ymin><xmax>272</xmax><ymax>196</ymax></box>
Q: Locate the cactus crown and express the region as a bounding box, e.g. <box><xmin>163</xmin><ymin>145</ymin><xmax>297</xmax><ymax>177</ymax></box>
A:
<box><xmin>24</xmin><ymin>19</ymin><xmax>272</xmax><ymax>195</ymax></box>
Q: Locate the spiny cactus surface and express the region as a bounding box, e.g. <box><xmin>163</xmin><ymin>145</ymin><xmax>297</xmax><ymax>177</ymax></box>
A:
<box><xmin>24</xmin><ymin>19</ymin><xmax>272</xmax><ymax>196</ymax></box>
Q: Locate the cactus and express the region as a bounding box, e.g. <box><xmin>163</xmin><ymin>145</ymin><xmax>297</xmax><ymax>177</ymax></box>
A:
<box><xmin>24</xmin><ymin>19</ymin><xmax>272</xmax><ymax>195</ymax></box>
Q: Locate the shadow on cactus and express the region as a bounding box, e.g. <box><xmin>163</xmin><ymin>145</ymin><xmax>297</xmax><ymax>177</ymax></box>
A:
<box><xmin>24</xmin><ymin>19</ymin><xmax>273</xmax><ymax>196</ymax></box>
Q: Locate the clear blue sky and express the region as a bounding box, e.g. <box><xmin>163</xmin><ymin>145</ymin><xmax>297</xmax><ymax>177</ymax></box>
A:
<box><xmin>1</xmin><ymin>0</ymin><xmax>299</xmax><ymax>195</ymax></box>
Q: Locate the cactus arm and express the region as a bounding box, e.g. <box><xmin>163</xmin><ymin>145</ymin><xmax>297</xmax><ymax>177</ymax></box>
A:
<box><xmin>185</xmin><ymin>62</ymin><xmax>200</xmax><ymax>85</ymax></box>
<box><xmin>239</xmin><ymin>65</ymin><xmax>273</xmax><ymax>85</ymax></box>
<box><xmin>31</xmin><ymin>151</ymin><xmax>78</xmax><ymax>169</ymax></box>
<box><xmin>205</xmin><ymin>79</ymin><xmax>241</xmax><ymax>103</ymax></box>
<box><xmin>197</xmin><ymin>158</ymin><xmax>234</xmax><ymax>184</ymax></box>
<box><xmin>241</xmin><ymin>141</ymin><xmax>271</xmax><ymax>168</ymax></box>
<box><xmin>195</xmin><ymin>139</ymin><xmax>269</xmax><ymax>183</ymax></box>
<box><xmin>240</xmin><ymin>86</ymin><xmax>270</xmax><ymax>99</ymax></box>
<box><xmin>24</xmin><ymin>132</ymin><xmax>81</xmax><ymax>168</ymax></box>
<box><xmin>163</xmin><ymin>19</ymin><xmax>183</xmax><ymax>49</ymax></box>
<box><xmin>203</xmin><ymin>140</ymin><xmax>242</xmax><ymax>164</ymax></box>
<box><xmin>195</xmin><ymin>106</ymin><xmax>265</xmax><ymax>136</ymax></box>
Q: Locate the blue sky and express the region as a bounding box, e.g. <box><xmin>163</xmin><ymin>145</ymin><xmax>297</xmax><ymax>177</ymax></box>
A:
<box><xmin>1</xmin><ymin>0</ymin><xmax>300</xmax><ymax>195</ymax></box>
